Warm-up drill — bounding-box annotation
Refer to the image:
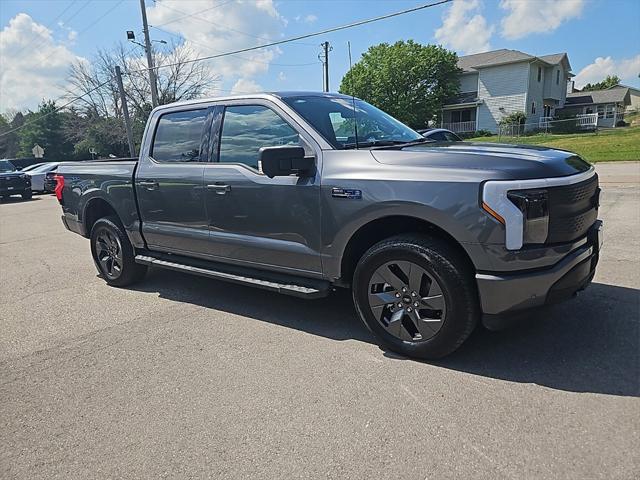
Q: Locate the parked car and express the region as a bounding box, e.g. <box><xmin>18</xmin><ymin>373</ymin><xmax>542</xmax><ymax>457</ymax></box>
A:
<box><xmin>0</xmin><ymin>159</ymin><xmax>32</xmax><ymax>200</ymax></box>
<box><xmin>20</xmin><ymin>162</ymin><xmax>47</xmax><ymax>172</ymax></box>
<box><xmin>417</xmin><ymin>128</ymin><xmax>463</xmax><ymax>142</ymax></box>
<box><xmin>56</xmin><ymin>92</ymin><xmax>602</xmax><ymax>359</ymax></box>
<box><xmin>26</xmin><ymin>162</ymin><xmax>60</xmax><ymax>192</ymax></box>
<box><xmin>43</xmin><ymin>171</ymin><xmax>59</xmax><ymax>192</ymax></box>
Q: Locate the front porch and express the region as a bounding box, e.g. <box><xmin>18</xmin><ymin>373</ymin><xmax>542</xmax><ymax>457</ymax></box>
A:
<box><xmin>441</xmin><ymin>106</ymin><xmax>478</xmax><ymax>133</ymax></box>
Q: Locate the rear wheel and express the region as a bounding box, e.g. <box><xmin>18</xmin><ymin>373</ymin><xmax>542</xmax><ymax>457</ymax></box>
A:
<box><xmin>90</xmin><ymin>216</ymin><xmax>147</xmax><ymax>287</ymax></box>
<box><xmin>352</xmin><ymin>234</ymin><xmax>479</xmax><ymax>359</ymax></box>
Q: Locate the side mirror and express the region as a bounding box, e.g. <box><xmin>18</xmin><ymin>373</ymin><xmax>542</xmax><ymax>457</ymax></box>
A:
<box><xmin>259</xmin><ymin>146</ymin><xmax>314</xmax><ymax>179</ymax></box>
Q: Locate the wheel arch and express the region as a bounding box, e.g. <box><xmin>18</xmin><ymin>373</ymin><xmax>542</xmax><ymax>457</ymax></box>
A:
<box><xmin>82</xmin><ymin>196</ymin><xmax>121</xmax><ymax>236</ymax></box>
<box><xmin>336</xmin><ymin>215</ymin><xmax>477</xmax><ymax>286</ymax></box>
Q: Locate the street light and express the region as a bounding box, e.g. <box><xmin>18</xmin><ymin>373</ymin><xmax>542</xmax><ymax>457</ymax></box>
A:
<box><xmin>126</xmin><ymin>31</ymin><xmax>167</xmax><ymax>49</ymax></box>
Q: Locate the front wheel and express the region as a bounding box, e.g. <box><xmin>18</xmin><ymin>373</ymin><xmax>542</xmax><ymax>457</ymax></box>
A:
<box><xmin>352</xmin><ymin>235</ymin><xmax>479</xmax><ymax>359</ymax></box>
<box><xmin>21</xmin><ymin>190</ymin><xmax>32</xmax><ymax>200</ymax></box>
<box><xmin>90</xmin><ymin>216</ymin><xmax>147</xmax><ymax>287</ymax></box>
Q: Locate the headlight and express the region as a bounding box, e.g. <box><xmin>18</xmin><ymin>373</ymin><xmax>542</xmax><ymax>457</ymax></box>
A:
<box><xmin>506</xmin><ymin>189</ymin><xmax>549</xmax><ymax>244</ymax></box>
<box><xmin>482</xmin><ymin>183</ymin><xmax>550</xmax><ymax>250</ymax></box>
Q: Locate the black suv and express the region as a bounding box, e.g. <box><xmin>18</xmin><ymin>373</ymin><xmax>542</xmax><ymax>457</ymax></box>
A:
<box><xmin>0</xmin><ymin>160</ymin><xmax>32</xmax><ymax>200</ymax></box>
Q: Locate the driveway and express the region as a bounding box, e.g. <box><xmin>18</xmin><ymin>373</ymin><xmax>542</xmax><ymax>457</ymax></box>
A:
<box><xmin>1</xmin><ymin>162</ymin><xmax>638</xmax><ymax>479</ymax></box>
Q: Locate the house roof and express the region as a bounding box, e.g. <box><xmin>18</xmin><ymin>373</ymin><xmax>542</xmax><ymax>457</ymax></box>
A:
<box><xmin>607</xmin><ymin>84</ymin><xmax>640</xmax><ymax>94</ymax></box>
<box><xmin>457</xmin><ymin>48</ymin><xmax>570</xmax><ymax>73</ymax></box>
<box><xmin>565</xmin><ymin>88</ymin><xmax>631</xmax><ymax>106</ymax></box>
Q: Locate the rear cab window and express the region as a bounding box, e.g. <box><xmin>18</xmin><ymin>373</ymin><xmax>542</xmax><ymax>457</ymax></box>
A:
<box><xmin>151</xmin><ymin>109</ymin><xmax>208</xmax><ymax>162</ymax></box>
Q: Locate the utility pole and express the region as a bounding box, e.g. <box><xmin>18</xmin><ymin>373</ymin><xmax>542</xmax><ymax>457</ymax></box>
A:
<box><xmin>115</xmin><ymin>66</ymin><xmax>136</xmax><ymax>158</ymax></box>
<box><xmin>139</xmin><ymin>0</ymin><xmax>159</xmax><ymax>107</ymax></box>
<box><xmin>319</xmin><ymin>41</ymin><xmax>332</xmax><ymax>92</ymax></box>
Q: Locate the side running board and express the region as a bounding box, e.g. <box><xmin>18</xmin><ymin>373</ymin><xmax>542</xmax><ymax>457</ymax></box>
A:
<box><xmin>135</xmin><ymin>254</ymin><xmax>330</xmax><ymax>299</ymax></box>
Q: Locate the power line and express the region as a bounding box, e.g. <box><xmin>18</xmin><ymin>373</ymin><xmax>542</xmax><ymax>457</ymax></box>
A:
<box><xmin>130</xmin><ymin>0</ymin><xmax>452</xmax><ymax>74</ymax></box>
<box><xmin>74</xmin><ymin>0</ymin><xmax>126</xmax><ymax>37</ymax></box>
<box><xmin>0</xmin><ymin>79</ymin><xmax>114</xmax><ymax>138</ymax></box>
<box><xmin>151</xmin><ymin>0</ymin><xmax>318</xmax><ymax>47</ymax></box>
<box><xmin>1</xmin><ymin>0</ymin><xmax>452</xmax><ymax>138</ymax></box>
<box><xmin>12</xmin><ymin>0</ymin><xmax>84</xmax><ymax>57</ymax></box>
<box><xmin>152</xmin><ymin>0</ymin><xmax>235</xmax><ymax>27</ymax></box>
<box><xmin>150</xmin><ymin>25</ymin><xmax>320</xmax><ymax>67</ymax></box>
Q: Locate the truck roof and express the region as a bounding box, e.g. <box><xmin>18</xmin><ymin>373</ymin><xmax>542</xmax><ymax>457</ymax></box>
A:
<box><xmin>152</xmin><ymin>91</ymin><xmax>354</xmax><ymax>112</ymax></box>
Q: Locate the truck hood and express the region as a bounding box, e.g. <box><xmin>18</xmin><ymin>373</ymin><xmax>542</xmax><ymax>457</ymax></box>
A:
<box><xmin>0</xmin><ymin>171</ymin><xmax>26</xmax><ymax>178</ymax></box>
<box><xmin>370</xmin><ymin>142</ymin><xmax>591</xmax><ymax>179</ymax></box>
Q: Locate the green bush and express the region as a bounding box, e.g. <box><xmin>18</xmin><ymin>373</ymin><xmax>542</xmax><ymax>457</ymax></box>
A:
<box><xmin>499</xmin><ymin>111</ymin><xmax>527</xmax><ymax>127</ymax></box>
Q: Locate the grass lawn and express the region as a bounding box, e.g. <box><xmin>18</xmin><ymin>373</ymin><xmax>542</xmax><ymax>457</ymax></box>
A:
<box><xmin>466</xmin><ymin>126</ymin><xmax>640</xmax><ymax>162</ymax></box>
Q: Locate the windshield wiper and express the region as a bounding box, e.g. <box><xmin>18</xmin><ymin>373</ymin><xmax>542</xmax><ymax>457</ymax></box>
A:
<box><xmin>341</xmin><ymin>139</ymin><xmax>416</xmax><ymax>150</ymax></box>
<box><xmin>368</xmin><ymin>137</ymin><xmax>433</xmax><ymax>150</ymax></box>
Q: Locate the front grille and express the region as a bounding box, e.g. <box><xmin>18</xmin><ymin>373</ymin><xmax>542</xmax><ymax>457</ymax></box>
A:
<box><xmin>547</xmin><ymin>173</ymin><xmax>599</xmax><ymax>244</ymax></box>
<box><xmin>1</xmin><ymin>176</ymin><xmax>27</xmax><ymax>188</ymax></box>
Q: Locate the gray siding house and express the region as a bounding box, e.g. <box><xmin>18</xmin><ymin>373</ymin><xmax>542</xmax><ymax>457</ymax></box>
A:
<box><xmin>559</xmin><ymin>87</ymin><xmax>631</xmax><ymax>128</ymax></box>
<box><xmin>441</xmin><ymin>49</ymin><xmax>573</xmax><ymax>133</ymax></box>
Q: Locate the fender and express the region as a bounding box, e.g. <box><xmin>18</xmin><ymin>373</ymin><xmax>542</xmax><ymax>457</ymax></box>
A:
<box><xmin>323</xmin><ymin>200</ymin><xmax>483</xmax><ymax>280</ymax></box>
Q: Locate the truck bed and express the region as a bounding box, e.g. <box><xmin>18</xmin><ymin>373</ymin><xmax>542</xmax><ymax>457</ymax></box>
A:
<box><xmin>57</xmin><ymin>159</ymin><xmax>141</xmax><ymax>244</ymax></box>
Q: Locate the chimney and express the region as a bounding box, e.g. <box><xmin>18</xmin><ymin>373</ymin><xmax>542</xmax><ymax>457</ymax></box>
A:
<box><xmin>566</xmin><ymin>80</ymin><xmax>575</xmax><ymax>94</ymax></box>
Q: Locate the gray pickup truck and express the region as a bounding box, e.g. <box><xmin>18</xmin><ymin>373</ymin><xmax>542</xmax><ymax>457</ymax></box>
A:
<box><xmin>56</xmin><ymin>92</ymin><xmax>603</xmax><ymax>359</ymax></box>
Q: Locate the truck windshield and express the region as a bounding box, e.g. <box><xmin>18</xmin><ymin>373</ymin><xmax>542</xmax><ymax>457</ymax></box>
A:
<box><xmin>282</xmin><ymin>95</ymin><xmax>423</xmax><ymax>149</ymax></box>
<box><xmin>0</xmin><ymin>160</ymin><xmax>16</xmax><ymax>172</ymax></box>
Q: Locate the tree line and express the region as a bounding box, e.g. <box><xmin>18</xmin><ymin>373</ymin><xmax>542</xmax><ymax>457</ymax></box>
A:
<box><xmin>0</xmin><ymin>42</ymin><xmax>216</xmax><ymax>161</ymax></box>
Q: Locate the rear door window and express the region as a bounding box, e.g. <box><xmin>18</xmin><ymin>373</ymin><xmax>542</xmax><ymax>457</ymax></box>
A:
<box><xmin>152</xmin><ymin>109</ymin><xmax>208</xmax><ymax>162</ymax></box>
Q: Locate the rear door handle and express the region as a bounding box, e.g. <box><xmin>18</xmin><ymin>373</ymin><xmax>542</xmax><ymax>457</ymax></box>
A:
<box><xmin>138</xmin><ymin>180</ymin><xmax>159</xmax><ymax>190</ymax></box>
<box><xmin>207</xmin><ymin>183</ymin><xmax>231</xmax><ymax>195</ymax></box>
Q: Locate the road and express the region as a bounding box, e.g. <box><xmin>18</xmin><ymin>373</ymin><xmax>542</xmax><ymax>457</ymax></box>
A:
<box><xmin>1</xmin><ymin>162</ymin><xmax>638</xmax><ymax>479</ymax></box>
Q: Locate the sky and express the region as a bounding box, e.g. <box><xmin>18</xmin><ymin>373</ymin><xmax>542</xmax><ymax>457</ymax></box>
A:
<box><xmin>0</xmin><ymin>0</ymin><xmax>639</xmax><ymax>113</ymax></box>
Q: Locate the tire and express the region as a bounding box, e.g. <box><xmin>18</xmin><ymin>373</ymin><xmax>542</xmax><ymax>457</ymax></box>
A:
<box><xmin>90</xmin><ymin>216</ymin><xmax>147</xmax><ymax>287</ymax></box>
<box><xmin>21</xmin><ymin>190</ymin><xmax>32</xmax><ymax>200</ymax></box>
<box><xmin>352</xmin><ymin>234</ymin><xmax>479</xmax><ymax>359</ymax></box>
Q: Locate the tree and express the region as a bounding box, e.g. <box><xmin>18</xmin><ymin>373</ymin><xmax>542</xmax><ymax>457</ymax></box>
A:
<box><xmin>67</xmin><ymin>42</ymin><xmax>218</xmax><ymax>120</ymax></box>
<box><xmin>0</xmin><ymin>111</ymin><xmax>23</xmax><ymax>158</ymax></box>
<box><xmin>582</xmin><ymin>75</ymin><xmax>621</xmax><ymax>92</ymax></box>
<box><xmin>17</xmin><ymin>101</ymin><xmax>73</xmax><ymax>160</ymax></box>
<box><xmin>339</xmin><ymin>41</ymin><xmax>461</xmax><ymax>128</ymax></box>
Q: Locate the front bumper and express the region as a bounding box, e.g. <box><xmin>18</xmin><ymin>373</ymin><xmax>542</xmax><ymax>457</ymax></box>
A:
<box><xmin>476</xmin><ymin>220</ymin><xmax>603</xmax><ymax>316</ymax></box>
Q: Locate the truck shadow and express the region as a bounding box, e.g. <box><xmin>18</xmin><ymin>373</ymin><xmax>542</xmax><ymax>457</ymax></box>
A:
<box><xmin>135</xmin><ymin>271</ymin><xmax>639</xmax><ymax>397</ymax></box>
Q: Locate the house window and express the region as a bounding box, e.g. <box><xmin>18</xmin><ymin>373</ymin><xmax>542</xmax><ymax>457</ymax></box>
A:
<box><xmin>451</xmin><ymin>109</ymin><xmax>473</xmax><ymax>123</ymax></box>
<box><xmin>531</xmin><ymin>101</ymin><xmax>536</xmax><ymax>114</ymax></box>
<box><xmin>605</xmin><ymin>104</ymin><xmax>615</xmax><ymax>119</ymax></box>
<box><xmin>537</xmin><ymin>66</ymin><xmax>542</xmax><ymax>82</ymax></box>
<box><xmin>597</xmin><ymin>105</ymin><xmax>605</xmax><ymax>119</ymax></box>
<box><xmin>585</xmin><ymin>107</ymin><xmax>594</xmax><ymax>114</ymax></box>
<box><xmin>556</xmin><ymin>70</ymin><xmax>560</xmax><ymax>85</ymax></box>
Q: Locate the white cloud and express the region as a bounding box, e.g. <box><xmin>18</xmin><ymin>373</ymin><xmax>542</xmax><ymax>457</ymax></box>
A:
<box><xmin>231</xmin><ymin>78</ymin><xmax>263</xmax><ymax>94</ymax></box>
<box><xmin>500</xmin><ymin>0</ymin><xmax>584</xmax><ymax>40</ymax></box>
<box><xmin>67</xmin><ymin>30</ymin><xmax>78</xmax><ymax>43</ymax></box>
<box><xmin>147</xmin><ymin>0</ymin><xmax>286</xmax><ymax>87</ymax></box>
<box><xmin>574</xmin><ymin>55</ymin><xmax>640</xmax><ymax>89</ymax></box>
<box><xmin>434</xmin><ymin>0</ymin><xmax>493</xmax><ymax>55</ymax></box>
<box><xmin>0</xmin><ymin>13</ymin><xmax>84</xmax><ymax>112</ymax></box>
<box><xmin>295</xmin><ymin>14</ymin><xmax>317</xmax><ymax>24</ymax></box>
<box><xmin>278</xmin><ymin>71</ymin><xmax>286</xmax><ymax>82</ymax></box>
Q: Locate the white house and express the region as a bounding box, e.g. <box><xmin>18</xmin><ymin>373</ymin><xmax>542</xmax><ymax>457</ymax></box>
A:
<box><xmin>441</xmin><ymin>49</ymin><xmax>573</xmax><ymax>133</ymax></box>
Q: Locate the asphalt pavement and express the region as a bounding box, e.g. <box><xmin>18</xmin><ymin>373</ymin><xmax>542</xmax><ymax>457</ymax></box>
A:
<box><xmin>1</xmin><ymin>162</ymin><xmax>638</xmax><ymax>479</ymax></box>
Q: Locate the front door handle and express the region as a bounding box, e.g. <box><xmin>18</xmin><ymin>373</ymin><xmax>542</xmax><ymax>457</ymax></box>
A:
<box><xmin>138</xmin><ymin>180</ymin><xmax>159</xmax><ymax>190</ymax></box>
<box><xmin>207</xmin><ymin>183</ymin><xmax>231</xmax><ymax>195</ymax></box>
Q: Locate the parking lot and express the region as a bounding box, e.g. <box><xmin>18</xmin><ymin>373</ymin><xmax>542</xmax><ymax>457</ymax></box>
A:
<box><xmin>1</xmin><ymin>162</ymin><xmax>638</xmax><ymax>479</ymax></box>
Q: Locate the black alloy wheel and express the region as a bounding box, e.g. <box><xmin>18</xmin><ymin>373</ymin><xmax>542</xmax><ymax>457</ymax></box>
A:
<box><xmin>353</xmin><ymin>235</ymin><xmax>479</xmax><ymax>359</ymax></box>
<box><xmin>368</xmin><ymin>260</ymin><xmax>446</xmax><ymax>342</ymax></box>
<box><xmin>94</xmin><ymin>226</ymin><xmax>124</xmax><ymax>280</ymax></box>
